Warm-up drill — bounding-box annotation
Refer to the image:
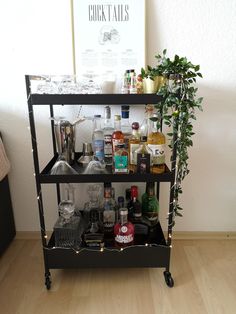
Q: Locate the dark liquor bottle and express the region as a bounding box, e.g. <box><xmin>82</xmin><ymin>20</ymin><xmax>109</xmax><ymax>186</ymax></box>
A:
<box><xmin>84</xmin><ymin>209</ymin><xmax>104</xmax><ymax>247</ymax></box>
<box><xmin>127</xmin><ymin>185</ymin><xmax>142</xmax><ymax>220</ymax></box>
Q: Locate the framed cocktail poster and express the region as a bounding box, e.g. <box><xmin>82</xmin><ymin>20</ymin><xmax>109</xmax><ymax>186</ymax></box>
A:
<box><xmin>72</xmin><ymin>0</ymin><xmax>146</xmax><ymax>92</ymax></box>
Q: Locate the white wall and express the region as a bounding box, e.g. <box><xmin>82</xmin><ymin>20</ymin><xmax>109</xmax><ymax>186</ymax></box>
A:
<box><xmin>0</xmin><ymin>0</ymin><xmax>236</xmax><ymax>232</ymax></box>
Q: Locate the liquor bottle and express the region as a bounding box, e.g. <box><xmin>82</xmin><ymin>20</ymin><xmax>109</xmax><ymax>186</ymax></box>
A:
<box><xmin>127</xmin><ymin>185</ymin><xmax>150</xmax><ymax>236</ymax></box>
<box><xmin>140</xmin><ymin>105</ymin><xmax>154</xmax><ymax>137</ymax></box>
<box><xmin>84</xmin><ymin>209</ymin><xmax>104</xmax><ymax>247</ymax></box>
<box><xmin>133</xmin><ymin>136</ymin><xmax>153</xmax><ymax>173</ymax></box>
<box><xmin>114</xmin><ymin>208</ymin><xmax>134</xmax><ymax>246</ymax></box>
<box><xmin>121</xmin><ymin>73</ymin><xmax>128</xmax><ymax>94</ymax></box>
<box><xmin>127</xmin><ymin>185</ymin><xmax>142</xmax><ymax>220</ymax></box>
<box><xmin>129</xmin><ymin>69</ymin><xmax>137</xmax><ymax>94</ymax></box>
<box><xmin>147</xmin><ymin>116</ymin><xmax>166</xmax><ymax>174</ymax></box>
<box><xmin>142</xmin><ymin>182</ymin><xmax>159</xmax><ymax>225</ymax></box>
<box><xmin>121</xmin><ymin>105</ymin><xmax>132</xmax><ymax>149</ymax></box>
<box><xmin>117</xmin><ymin>196</ymin><xmax>125</xmax><ymax>210</ymax></box>
<box><xmin>92</xmin><ymin>115</ymin><xmax>104</xmax><ymax>162</ymax></box>
<box><xmin>112</xmin><ymin>114</ymin><xmax>124</xmax><ymax>152</ymax></box>
<box><xmin>125</xmin><ymin>188</ymin><xmax>131</xmax><ymax>206</ymax></box>
<box><xmin>113</xmin><ymin>143</ymin><xmax>129</xmax><ymax>174</ymax></box>
<box><xmin>129</xmin><ymin>122</ymin><xmax>140</xmax><ymax>168</ymax></box>
<box><xmin>103</xmin><ymin>183</ymin><xmax>116</xmax><ymax>235</ymax></box>
<box><xmin>103</xmin><ymin>106</ymin><xmax>114</xmax><ymax>166</ymax></box>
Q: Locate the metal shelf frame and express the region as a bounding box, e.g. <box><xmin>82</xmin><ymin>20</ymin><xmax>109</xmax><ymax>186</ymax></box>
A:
<box><xmin>25</xmin><ymin>75</ymin><xmax>178</xmax><ymax>289</ymax></box>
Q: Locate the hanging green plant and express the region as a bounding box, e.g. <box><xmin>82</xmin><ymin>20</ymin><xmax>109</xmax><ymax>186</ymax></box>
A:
<box><xmin>154</xmin><ymin>50</ymin><xmax>203</xmax><ymax>223</ymax></box>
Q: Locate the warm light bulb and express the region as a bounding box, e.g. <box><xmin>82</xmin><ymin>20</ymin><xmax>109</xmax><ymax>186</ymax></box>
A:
<box><xmin>44</xmin><ymin>235</ymin><xmax>48</xmax><ymax>239</ymax></box>
<box><xmin>76</xmin><ymin>251</ymin><xmax>79</xmax><ymax>254</ymax></box>
<box><xmin>120</xmin><ymin>248</ymin><xmax>124</xmax><ymax>252</ymax></box>
<box><xmin>145</xmin><ymin>243</ymin><xmax>148</xmax><ymax>247</ymax></box>
<box><xmin>37</xmin><ymin>196</ymin><xmax>40</xmax><ymax>200</ymax></box>
<box><xmin>100</xmin><ymin>247</ymin><xmax>104</xmax><ymax>252</ymax></box>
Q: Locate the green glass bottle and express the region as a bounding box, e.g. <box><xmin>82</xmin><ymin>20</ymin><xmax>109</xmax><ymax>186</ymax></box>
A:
<box><xmin>142</xmin><ymin>182</ymin><xmax>159</xmax><ymax>225</ymax></box>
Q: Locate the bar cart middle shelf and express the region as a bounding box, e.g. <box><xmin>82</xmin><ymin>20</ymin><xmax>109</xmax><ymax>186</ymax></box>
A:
<box><xmin>26</xmin><ymin>75</ymin><xmax>176</xmax><ymax>290</ymax></box>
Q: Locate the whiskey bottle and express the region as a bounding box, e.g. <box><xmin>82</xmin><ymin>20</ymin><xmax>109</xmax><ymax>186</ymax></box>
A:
<box><xmin>133</xmin><ymin>136</ymin><xmax>153</xmax><ymax>173</ymax></box>
<box><xmin>103</xmin><ymin>106</ymin><xmax>114</xmax><ymax>166</ymax></box>
<box><xmin>127</xmin><ymin>185</ymin><xmax>142</xmax><ymax>220</ymax></box>
<box><xmin>84</xmin><ymin>209</ymin><xmax>104</xmax><ymax>247</ymax></box>
<box><xmin>114</xmin><ymin>208</ymin><xmax>134</xmax><ymax>246</ymax></box>
<box><xmin>147</xmin><ymin>116</ymin><xmax>166</xmax><ymax>174</ymax></box>
<box><xmin>113</xmin><ymin>143</ymin><xmax>129</xmax><ymax>174</ymax></box>
<box><xmin>127</xmin><ymin>185</ymin><xmax>149</xmax><ymax>236</ymax></box>
<box><xmin>112</xmin><ymin>114</ymin><xmax>124</xmax><ymax>152</ymax></box>
<box><xmin>129</xmin><ymin>122</ymin><xmax>140</xmax><ymax>168</ymax></box>
<box><xmin>121</xmin><ymin>105</ymin><xmax>132</xmax><ymax>149</ymax></box>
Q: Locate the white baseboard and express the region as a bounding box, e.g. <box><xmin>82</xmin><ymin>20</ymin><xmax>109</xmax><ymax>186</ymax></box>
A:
<box><xmin>15</xmin><ymin>231</ymin><xmax>236</xmax><ymax>240</ymax></box>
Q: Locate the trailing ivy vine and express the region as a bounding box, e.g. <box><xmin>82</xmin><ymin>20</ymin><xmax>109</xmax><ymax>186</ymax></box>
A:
<box><xmin>154</xmin><ymin>50</ymin><xmax>203</xmax><ymax>222</ymax></box>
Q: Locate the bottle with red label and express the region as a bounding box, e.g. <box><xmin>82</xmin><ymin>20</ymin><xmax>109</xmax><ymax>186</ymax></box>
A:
<box><xmin>114</xmin><ymin>208</ymin><xmax>134</xmax><ymax>247</ymax></box>
<box><xmin>127</xmin><ymin>185</ymin><xmax>142</xmax><ymax>220</ymax></box>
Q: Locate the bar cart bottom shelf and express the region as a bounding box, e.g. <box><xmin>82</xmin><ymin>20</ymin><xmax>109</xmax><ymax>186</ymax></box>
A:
<box><xmin>45</xmin><ymin>222</ymin><xmax>174</xmax><ymax>288</ymax></box>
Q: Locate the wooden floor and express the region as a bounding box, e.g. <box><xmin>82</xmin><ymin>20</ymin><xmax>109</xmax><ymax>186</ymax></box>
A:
<box><xmin>0</xmin><ymin>239</ymin><xmax>236</xmax><ymax>314</ymax></box>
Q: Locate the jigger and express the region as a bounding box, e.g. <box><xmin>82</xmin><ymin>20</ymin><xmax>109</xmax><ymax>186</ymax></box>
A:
<box><xmin>77</xmin><ymin>142</ymin><xmax>93</xmax><ymax>166</ymax></box>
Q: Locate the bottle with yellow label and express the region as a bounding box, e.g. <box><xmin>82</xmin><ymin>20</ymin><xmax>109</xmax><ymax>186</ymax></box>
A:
<box><xmin>147</xmin><ymin>117</ymin><xmax>165</xmax><ymax>174</ymax></box>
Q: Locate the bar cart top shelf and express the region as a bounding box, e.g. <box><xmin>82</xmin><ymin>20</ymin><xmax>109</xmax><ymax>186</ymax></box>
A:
<box><xmin>29</xmin><ymin>93</ymin><xmax>162</xmax><ymax>105</ymax></box>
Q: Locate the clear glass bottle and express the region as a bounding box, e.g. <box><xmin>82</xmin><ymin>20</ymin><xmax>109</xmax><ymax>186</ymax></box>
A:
<box><xmin>140</xmin><ymin>105</ymin><xmax>154</xmax><ymax>137</ymax></box>
<box><xmin>112</xmin><ymin>114</ymin><xmax>124</xmax><ymax>153</ymax></box>
<box><xmin>103</xmin><ymin>183</ymin><xmax>116</xmax><ymax>235</ymax></box>
<box><xmin>92</xmin><ymin>115</ymin><xmax>104</xmax><ymax>162</ymax></box>
<box><xmin>121</xmin><ymin>105</ymin><xmax>132</xmax><ymax>149</ymax></box>
<box><xmin>113</xmin><ymin>143</ymin><xmax>129</xmax><ymax>174</ymax></box>
<box><xmin>103</xmin><ymin>106</ymin><xmax>114</xmax><ymax>166</ymax></box>
<box><xmin>129</xmin><ymin>69</ymin><xmax>137</xmax><ymax>94</ymax></box>
<box><xmin>142</xmin><ymin>182</ymin><xmax>159</xmax><ymax>225</ymax></box>
<box><xmin>133</xmin><ymin>136</ymin><xmax>153</xmax><ymax>173</ymax></box>
<box><xmin>114</xmin><ymin>208</ymin><xmax>134</xmax><ymax>247</ymax></box>
<box><xmin>129</xmin><ymin>122</ymin><xmax>140</xmax><ymax>167</ymax></box>
<box><xmin>147</xmin><ymin>117</ymin><xmax>166</xmax><ymax>174</ymax></box>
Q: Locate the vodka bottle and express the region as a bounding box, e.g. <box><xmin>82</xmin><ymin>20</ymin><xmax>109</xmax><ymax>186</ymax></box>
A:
<box><xmin>92</xmin><ymin>115</ymin><xmax>104</xmax><ymax>162</ymax></box>
<box><xmin>103</xmin><ymin>106</ymin><xmax>114</xmax><ymax>165</ymax></box>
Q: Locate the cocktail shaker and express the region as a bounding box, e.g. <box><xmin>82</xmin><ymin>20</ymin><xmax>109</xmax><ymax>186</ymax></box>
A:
<box><xmin>54</xmin><ymin>120</ymin><xmax>75</xmax><ymax>164</ymax></box>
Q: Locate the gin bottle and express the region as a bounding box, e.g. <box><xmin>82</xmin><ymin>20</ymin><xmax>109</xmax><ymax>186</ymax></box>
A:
<box><xmin>142</xmin><ymin>182</ymin><xmax>159</xmax><ymax>225</ymax></box>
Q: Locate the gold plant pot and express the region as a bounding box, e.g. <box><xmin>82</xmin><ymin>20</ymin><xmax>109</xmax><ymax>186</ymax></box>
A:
<box><xmin>143</xmin><ymin>76</ymin><xmax>166</xmax><ymax>93</ymax></box>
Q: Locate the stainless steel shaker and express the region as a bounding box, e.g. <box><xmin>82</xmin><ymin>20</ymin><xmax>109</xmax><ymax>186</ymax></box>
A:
<box><xmin>54</xmin><ymin>120</ymin><xmax>75</xmax><ymax>164</ymax></box>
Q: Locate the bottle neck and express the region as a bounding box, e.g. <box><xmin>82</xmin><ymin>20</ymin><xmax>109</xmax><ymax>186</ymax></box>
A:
<box><xmin>104</xmin><ymin>107</ymin><xmax>112</xmax><ymax>127</ymax></box>
<box><xmin>93</xmin><ymin>118</ymin><xmax>101</xmax><ymax>131</ymax></box>
<box><xmin>132</xmin><ymin>129</ymin><xmax>139</xmax><ymax>136</ymax></box>
<box><xmin>120</xmin><ymin>213</ymin><xmax>128</xmax><ymax>225</ymax></box>
<box><xmin>121</xmin><ymin>110</ymin><xmax>130</xmax><ymax>122</ymax></box>
<box><xmin>114</xmin><ymin>120</ymin><xmax>121</xmax><ymax>131</ymax></box>
<box><xmin>150</xmin><ymin>120</ymin><xmax>159</xmax><ymax>133</ymax></box>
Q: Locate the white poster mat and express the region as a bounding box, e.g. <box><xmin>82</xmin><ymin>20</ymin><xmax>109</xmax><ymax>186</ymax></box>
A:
<box><xmin>73</xmin><ymin>0</ymin><xmax>146</xmax><ymax>92</ymax></box>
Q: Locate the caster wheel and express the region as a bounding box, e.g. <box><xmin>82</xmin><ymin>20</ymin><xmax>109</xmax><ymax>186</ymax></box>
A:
<box><xmin>163</xmin><ymin>271</ymin><xmax>174</xmax><ymax>288</ymax></box>
<box><xmin>45</xmin><ymin>276</ymin><xmax>51</xmax><ymax>290</ymax></box>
